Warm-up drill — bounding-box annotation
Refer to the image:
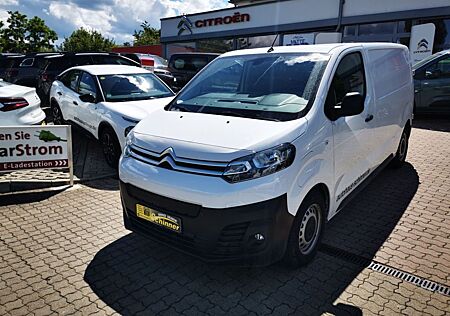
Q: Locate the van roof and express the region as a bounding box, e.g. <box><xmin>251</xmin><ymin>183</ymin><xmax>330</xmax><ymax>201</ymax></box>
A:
<box><xmin>221</xmin><ymin>43</ymin><xmax>407</xmax><ymax>57</ymax></box>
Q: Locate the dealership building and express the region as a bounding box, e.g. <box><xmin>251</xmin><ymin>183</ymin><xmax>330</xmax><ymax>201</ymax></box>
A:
<box><xmin>160</xmin><ymin>0</ymin><xmax>450</xmax><ymax>58</ymax></box>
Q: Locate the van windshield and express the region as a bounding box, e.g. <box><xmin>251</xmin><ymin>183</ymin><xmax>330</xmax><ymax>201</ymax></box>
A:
<box><xmin>167</xmin><ymin>53</ymin><xmax>329</xmax><ymax>121</ymax></box>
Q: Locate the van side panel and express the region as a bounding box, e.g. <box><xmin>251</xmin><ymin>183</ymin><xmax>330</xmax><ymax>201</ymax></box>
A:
<box><xmin>366</xmin><ymin>48</ymin><xmax>413</xmax><ymax>166</ymax></box>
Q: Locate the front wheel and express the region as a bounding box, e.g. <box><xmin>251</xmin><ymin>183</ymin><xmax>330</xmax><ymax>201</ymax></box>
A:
<box><xmin>100</xmin><ymin>127</ymin><xmax>121</xmax><ymax>168</ymax></box>
<box><xmin>51</xmin><ymin>102</ymin><xmax>64</xmax><ymax>125</ymax></box>
<box><xmin>283</xmin><ymin>190</ymin><xmax>326</xmax><ymax>268</ymax></box>
<box><xmin>391</xmin><ymin>129</ymin><xmax>409</xmax><ymax>168</ymax></box>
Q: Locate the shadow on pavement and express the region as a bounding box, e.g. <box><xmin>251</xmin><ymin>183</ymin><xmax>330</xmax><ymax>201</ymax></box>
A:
<box><xmin>0</xmin><ymin>187</ymin><xmax>68</xmax><ymax>206</ymax></box>
<box><xmin>84</xmin><ymin>163</ymin><xmax>419</xmax><ymax>315</ymax></box>
<box><xmin>71</xmin><ymin>128</ymin><xmax>118</xmax><ymax>191</ymax></box>
<box><xmin>413</xmin><ymin>115</ymin><xmax>450</xmax><ymax>132</ymax></box>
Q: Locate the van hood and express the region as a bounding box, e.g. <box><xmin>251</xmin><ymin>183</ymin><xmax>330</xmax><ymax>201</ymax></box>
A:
<box><xmin>102</xmin><ymin>96</ymin><xmax>174</xmax><ymax>121</ymax></box>
<box><xmin>132</xmin><ymin>108</ymin><xmax>307</xmax><ymax>161</ymax></box>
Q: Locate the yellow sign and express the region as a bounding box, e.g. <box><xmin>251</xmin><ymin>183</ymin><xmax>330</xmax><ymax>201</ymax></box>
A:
<box><xmin>136</xmin><ymin>204</ymin><xmax>181</xmax><ymax>233</ymax></box>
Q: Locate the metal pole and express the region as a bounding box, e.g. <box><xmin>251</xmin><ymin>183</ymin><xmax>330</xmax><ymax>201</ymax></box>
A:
<box><xmin>67</xmin><ymin>125</ymin><xmax>74</xmax><ymax>187</ymax></box>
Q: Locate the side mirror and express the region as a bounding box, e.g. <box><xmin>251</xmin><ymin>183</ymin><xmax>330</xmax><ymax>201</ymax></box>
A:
<box><xmin>336</xmin><ymin>92</ymin><xmax>364</xmax><ymax>117</ymax></box>
<box><xmin>79</xmin><ymin>93</ymin><xmax>96</xmax><ymax>103</ymax></box>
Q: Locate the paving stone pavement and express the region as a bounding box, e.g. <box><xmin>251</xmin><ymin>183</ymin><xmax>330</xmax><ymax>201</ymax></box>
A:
<box><xmin>0</xmin><ymin>128</ymin><xmax>117</xmax><ymax>192</ymax></box>
<box><xmin>0</xmin><ymin>118</ymin><xmax>449</xmax><ymax>316</ymax></box>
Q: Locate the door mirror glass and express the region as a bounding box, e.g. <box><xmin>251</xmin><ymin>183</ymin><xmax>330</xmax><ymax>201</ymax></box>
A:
<box><xmin>79</xmin><ymin>93</ymin><xmax>96</xmax><ymax>103</ymax></box>
<box><xmin>338</xmin><ymin>92</ymin><xmax>364</xmax><ymax>117</ymax></box>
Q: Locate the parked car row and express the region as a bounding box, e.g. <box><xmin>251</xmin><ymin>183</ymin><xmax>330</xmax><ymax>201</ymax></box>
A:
<box><xmin>0</xmin><ymin>52</ymin><xmax>220</xmax><ymax>107</ymax></box>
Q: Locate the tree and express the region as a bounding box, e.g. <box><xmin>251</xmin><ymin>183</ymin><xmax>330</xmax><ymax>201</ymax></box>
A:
<box><xmin>59</xmin><ymin>28</ymin><xmax>115</xmax><ymax>52</ymax></box>
<box><xmin>0</xmin><ymin>11</ymin><xmax>57</xmax><ymax>52</ymax></box>
<box><xmin>26</xmin><ymin>16</ymin><xmax>58</xmax><ymax>52</ymax></box>
<box><xmin>133</xmin><ymin>21</ymin><xmax>160</xmax><ymax>46</ymax></box>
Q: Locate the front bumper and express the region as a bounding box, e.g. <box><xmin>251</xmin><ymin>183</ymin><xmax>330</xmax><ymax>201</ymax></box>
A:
<box><xmin>120</xmin><ymin>181</ymin><xmax>294</xmax><ymax>266</ymax></box>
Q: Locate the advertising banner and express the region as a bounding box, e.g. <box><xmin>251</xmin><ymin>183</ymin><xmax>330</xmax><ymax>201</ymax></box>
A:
<box><xmin>283</xmin><ymin>33</ymin><xmax>315</xmax><ymax>46</ymax></box>
<box><xmin>0</xmin><ymin>126</ymin><xmax>73</xmax><ymax>183</ymax></box>
<box><xmin>409</xmin><ymin>23</ymin><xmax>436</xmax><ymax>64</ymax></box>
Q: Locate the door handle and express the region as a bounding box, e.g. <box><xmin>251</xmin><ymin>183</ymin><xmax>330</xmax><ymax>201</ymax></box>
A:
<box><xmin>73</xmin><ymin>101</ymin><xmax>78</xmax><ymax>105</ymax></box>
<box><xmin>57</xmin><ymin>92</ymin><xmax>62</xmax><ymax>96</ymax></box>
<box><xmin>365</xmin><ymin>114</ymin><xmax>374</xmax><ymax>122</ymax></box>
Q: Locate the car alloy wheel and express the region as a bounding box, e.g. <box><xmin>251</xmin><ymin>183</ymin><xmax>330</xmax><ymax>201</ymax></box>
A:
<box><xmin>298</xmin><ymin>203</ymin><xmax>322</xmax><ymax>255</ymax></box>
<box><xmin>52</xmin><ymin>103</ymin><xmax>63</xmax><ymax>125</ymax></box>
<box><xmin>101</xmin><ymin>128</ymin><xmax>120</xmax><ymax>168</ymax></box>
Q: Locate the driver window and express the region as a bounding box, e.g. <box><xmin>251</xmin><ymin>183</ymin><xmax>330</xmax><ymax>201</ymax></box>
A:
<box><xmin>426</xmin><ymin>57</ymin><xmax>450</xmax><ymax>78</ymax></box>
<box><xmin>325</xmin><ymin>52</ymin><xmax>366</xmax><ymax>119</ymax></box>
<box><xmin>78</xmin><ymin>72</ymin><xmax>97</xmax><ymax>97</ymax></box>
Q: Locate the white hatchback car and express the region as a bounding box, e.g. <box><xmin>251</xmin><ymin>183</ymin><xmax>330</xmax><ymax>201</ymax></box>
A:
<box><xmin>119</xmin><ymin>43</ymin><xmax>414</xmax><ymax>267</ymax></box>
<box><xmin>0</xmin><ymin>80</ymin><xmax>45</xmax><ymax>126</ymax></box>
<box><xmin>49</xmin><ymin>65</ymin><xmax>175</xmax><ymax>167</ymax></box>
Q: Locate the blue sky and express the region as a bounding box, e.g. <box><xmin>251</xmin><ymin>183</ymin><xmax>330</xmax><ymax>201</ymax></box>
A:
<box><xmin>0</xmin><ymin>0</ymin><xmax>231</xmax><ymax>44</ymax></box>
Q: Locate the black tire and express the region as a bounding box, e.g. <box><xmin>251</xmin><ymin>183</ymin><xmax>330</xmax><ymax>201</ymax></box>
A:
<box><xmin>390</xmin><ymin>129</ymin><xmax>409</xmax><ymax>168</ymax></box>
<box><xmin>283</xmin><ymin>190</ymin><xmax>326</xmax><ymax>268</ymax></box>
<box><xmin>51</xmin><ymin>102</ymin><xmax>64</xmax><ymax>125</ymax></box>
<box><xmin>100</xmin><ymin>126</ymin><xmax>121</xmax><ymax>168</ymax></box>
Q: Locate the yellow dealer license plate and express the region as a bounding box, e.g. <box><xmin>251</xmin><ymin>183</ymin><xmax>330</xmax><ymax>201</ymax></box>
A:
<box><xmin>136</xmin><ymin>204</ymin><xmax>181</xmax><ymax>233</ymax></box>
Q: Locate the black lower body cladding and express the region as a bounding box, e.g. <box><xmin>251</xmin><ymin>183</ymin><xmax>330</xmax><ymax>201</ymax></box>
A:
<box><xmin>120</xmin><ymin>181</ymin><xmax>294</xmax><ymax>266</ymax></box>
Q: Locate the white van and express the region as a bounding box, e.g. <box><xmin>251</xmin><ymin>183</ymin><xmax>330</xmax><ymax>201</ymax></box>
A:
<box><xmin>119</xmin><ymin>43</ymin><xmax>413</xmax><ymax>267</ymax></box>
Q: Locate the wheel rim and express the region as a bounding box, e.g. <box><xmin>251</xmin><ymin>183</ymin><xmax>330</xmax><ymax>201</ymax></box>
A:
<box><xmin>102</xmin><ymin>133</ymin><xmax>116</xmax><ymax>164</ymax></box>
<box><xmin>398</xmin><ymin>133</ymin><xmax>407</xmax><ymax>160</ymax></box>
<box><xmin>298</xmin><ymin>203</ymin><xmax>322</xmax><ymax>255</ymax></box>
<box><xmin>52</xmin><ymin>106</ymin><xmax>61</xmax><ymax>124</ymax></box>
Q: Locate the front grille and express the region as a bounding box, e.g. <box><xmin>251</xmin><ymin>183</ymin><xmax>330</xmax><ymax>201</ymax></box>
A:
<box><xmin>129</xmin><ymin>145</ymin><xmax>228</xmax><ymax>176</ymax></box>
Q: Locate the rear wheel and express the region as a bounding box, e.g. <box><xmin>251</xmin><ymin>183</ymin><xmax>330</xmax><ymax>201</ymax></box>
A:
<box><xmin>391</xmin><ymin>128</ymin><xmax>409</xmax><ymax>168</ymax></box>
<box><xmin>51</xmin><ymin>102</ymin><xmax>64</xmax><ymax>125</ymax></box>
<box><xmin>283</xmin><ymin>190</ymin><xmax>326</xmax><ymax>267</ymax></box>
<box><xmin>101</xmin><ymin>126</ymin><xmax>121</xmax><ymax>168</ymax></box>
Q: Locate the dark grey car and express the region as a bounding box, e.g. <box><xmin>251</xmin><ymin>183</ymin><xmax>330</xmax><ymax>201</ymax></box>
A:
<box><xmin>413</xmin><ymin>49</ymin><xmax>450</xmax><ymax>114</ymax></box>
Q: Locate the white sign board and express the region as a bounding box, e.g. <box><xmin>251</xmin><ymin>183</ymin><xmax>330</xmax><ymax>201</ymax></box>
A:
<box><xmin>283</xmin><ymin>33</ymin><xmax>315</xmax><ymax>46</ymax></box>
<box><xmin>409</xmin><ymin>23</ymin><xmax>436</xmax><ymax>64</ymax></box>
<box><xmin>0</xmin><ymin>125</ymin><xmax>73</xmax><ymax>183</ymax></box>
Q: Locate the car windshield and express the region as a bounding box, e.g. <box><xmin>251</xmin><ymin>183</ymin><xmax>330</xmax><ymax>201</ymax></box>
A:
<box><xmin>98</xmin><ymin>73</ymin><xmax>174</xmax><ymax>102</ymax></box>
<box><xmin>167</xmin><ymin>53</ymin><xmax>329</xmax><ymax>121</ymax></box>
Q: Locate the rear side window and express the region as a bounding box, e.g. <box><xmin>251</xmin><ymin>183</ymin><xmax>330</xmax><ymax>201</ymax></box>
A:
<box><xmin>326</xmin><ymin>52</ymin><xmax>366</xmax><ymax>108</ymax></box>
<box><xmin>46</xmin><ymin>58</ymin><xmax>72</xmax><ymax>72</ymax></box>
<box><xmin>368</xmin><ymin>48</ymin><xmax>410</xmax><ymax>98</ymax></box>
<box><xmin>20</xmin><ymin>58</ymin><xmax>34</xmax><ymax>67</ymax></box>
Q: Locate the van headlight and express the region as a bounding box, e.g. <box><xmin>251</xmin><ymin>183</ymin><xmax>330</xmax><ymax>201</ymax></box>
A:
<box><xmin>222</xmin><ymin>143</ymin><xmax>295</xmax><ymax>183</ymax></box>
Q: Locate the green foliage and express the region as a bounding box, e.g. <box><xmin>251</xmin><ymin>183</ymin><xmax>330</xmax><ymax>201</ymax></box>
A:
<box><xmin>0</xmin><ymin>11</ymin><xmax>57</xmax><ymax>53</ymax></box>
<box><xmin>59</xmin><ymin>28</ymin><xmax>115</xmax><ymax>52</ymax></box>
<box><xmin>133</xmin><ymin>21</ymin><xmax>160</xmax><ymax>46</ymax></box>
<box><xmin>26</xmin><ymin>16</ymin><xmax>58</xmax><ymax>52</ymax></box>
